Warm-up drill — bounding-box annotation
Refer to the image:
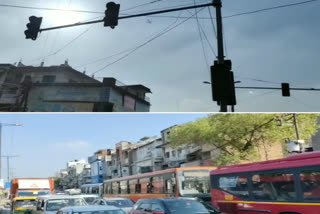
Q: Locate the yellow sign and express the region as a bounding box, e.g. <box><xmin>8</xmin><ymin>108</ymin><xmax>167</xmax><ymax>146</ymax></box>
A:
<box><xmin>225</xmin><ymin>195</ymin><xmax>233</xmax><ymax>200</ymax></box>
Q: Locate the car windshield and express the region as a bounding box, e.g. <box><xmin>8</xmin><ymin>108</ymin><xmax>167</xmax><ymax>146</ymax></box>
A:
<box><xmin>105</xmin><ymin>199</ymin><xmax>134</xmax><ymax>208</ymax></box>
<box><xmin>73</xmin><ymin>210</ymin><xmax>126</xmax><ymax>214</ymax></box>
<box><xmin>15</xmin><ymin>200</ymin><xmax>37</xmax><ymax>208</ymax></box>
<box><xmin>46</xmin><ymin>199</ymin><xmax>86</xmax><ymax>211</ymax></box>
<box><xmin>178</xmin><ymin>170</ymin><xmax>211</xmax><ymax>196</ymax></box>
<box><xmin>164</xmin><ymin>200</ymin><xmax>209</xmax><ymax>214</ymax></box>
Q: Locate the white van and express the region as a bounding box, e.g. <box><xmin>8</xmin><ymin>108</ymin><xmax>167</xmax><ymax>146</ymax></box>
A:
<box><xmin>35</xmin><ymin>195</ymin><xmax>87</xmax><ymax>214</ymax></box>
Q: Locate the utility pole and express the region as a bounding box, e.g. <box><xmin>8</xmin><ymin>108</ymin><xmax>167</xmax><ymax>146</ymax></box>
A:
<box><xmin>1</xmin><ymin>155</ymin><xmax>19</xmax><ymax>183</ymax></box>
<box><xmin>293</xmin><ymin>113</ymin><xmax>300</xmax><ymax>140</ymax></box>
<box><xmin>213</xmin><ymin>0</ymin><xmax>227</xmax><ymax>112</ymax></box>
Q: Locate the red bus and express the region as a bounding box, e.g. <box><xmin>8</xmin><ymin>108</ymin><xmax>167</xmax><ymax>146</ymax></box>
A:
<box><xmin>103</xmin><ymin>166</ymin><xmax>216</xmax><ymax>202</ymax></box>
<box><xmin>210</xmin><ymin>152</ymin><xmax>320</xmax><ymax>214</ymax></box>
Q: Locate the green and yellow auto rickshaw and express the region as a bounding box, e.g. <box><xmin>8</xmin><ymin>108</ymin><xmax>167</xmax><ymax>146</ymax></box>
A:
<box><xmin>12</xmin><ymin>197</ymin><xmax>37</xmax><ymax>214</ymax></box>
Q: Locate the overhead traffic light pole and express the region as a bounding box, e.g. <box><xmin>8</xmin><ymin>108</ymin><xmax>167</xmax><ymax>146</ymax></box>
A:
<box><xmin>36</xmin><ymin>2</ymin><xmax>214</xmax><ymax>32</ymax></box>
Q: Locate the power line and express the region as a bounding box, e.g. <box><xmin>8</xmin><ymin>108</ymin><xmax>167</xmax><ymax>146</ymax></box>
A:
<box><xmin>121</xmin><ymin>0</ymin><xmax>164</xmax><ymax>12</ymax></box>
<box><xmin>92</xmin><ymin>7</ymin><xmax>206</xmax><ymax>75</ymax></box>
<box><xmin>74</xmin><ymin>12</ymin><xmax>185</xmax><ymax>69</ymax></box>
<box><xmin>193</xmin><ymin>0</ymin><xmax>210</xmax><ymax>73</ymax></box>
<box><xmin>223</xmin><ymin>0</ymin><xmax>320</xmax><ymax>19</ymax></box>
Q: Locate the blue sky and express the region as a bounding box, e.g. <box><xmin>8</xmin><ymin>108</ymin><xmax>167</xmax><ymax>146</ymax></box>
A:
<box><xmin>1</xmin><ymin>0</ymin><xmax>320</xmax><ymax>111</ymax></box>
<box><xmin>0</xmin><ymin>113</ymin><xmax>207</xmax><ymax>179</ymax></box>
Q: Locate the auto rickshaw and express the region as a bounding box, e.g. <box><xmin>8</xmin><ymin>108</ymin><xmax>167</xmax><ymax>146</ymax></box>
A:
<box><xmin>12</xmin><ymin>197</ymin><xmax>37</xmax><ymax>214</ymax></box>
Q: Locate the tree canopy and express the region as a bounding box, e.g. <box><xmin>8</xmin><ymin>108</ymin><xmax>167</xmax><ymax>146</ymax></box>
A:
<box><xmin>169</xmin><ymin>114</ymin><xmax>319</xmax><ymax>166</ymax></box>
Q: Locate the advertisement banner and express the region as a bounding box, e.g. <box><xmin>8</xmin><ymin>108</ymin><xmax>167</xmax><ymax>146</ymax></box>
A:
<box><xmin>18</xmin><ymin>179</ymin><xmax>50</xmax><ymax>189</ymax></box>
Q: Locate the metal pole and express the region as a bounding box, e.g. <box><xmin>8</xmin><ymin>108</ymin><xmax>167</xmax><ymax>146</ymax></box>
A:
<box><xmin>213</xmin><ymin>0</ymin><xmax>227</xmax><ymax>112</ymax></box>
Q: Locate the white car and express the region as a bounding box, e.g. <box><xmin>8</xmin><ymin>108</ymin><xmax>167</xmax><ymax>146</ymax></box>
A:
<box><xmin>35</xmin><ymin>195</ymin><xmax>87</xmax><ymax>214</ymax></box>
<box><xmin>92</xmin><ymin>197</ymin><xmax>135</xmax><ymax>214</ymax></box>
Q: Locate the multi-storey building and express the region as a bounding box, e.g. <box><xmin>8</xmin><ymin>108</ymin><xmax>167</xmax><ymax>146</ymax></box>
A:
<box><xmin>0</xmin><ymin>62</ymin><xmax>151</xmax><ymax>112</ymax></box>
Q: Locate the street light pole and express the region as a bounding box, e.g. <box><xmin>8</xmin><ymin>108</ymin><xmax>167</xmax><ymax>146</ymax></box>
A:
<box><xmin>0</xmin><ymin>123</ymin><xmax>22</xmax><ymax>179</ymax></box>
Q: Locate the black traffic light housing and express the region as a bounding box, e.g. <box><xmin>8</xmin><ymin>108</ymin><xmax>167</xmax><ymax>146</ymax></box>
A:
<box><xmin>104</xmin><ymin>2</ymin><xmax>120</xmax><ymax>29</ymax></box>
<box><xmin>211</xmin><ymin>60</ymin><xmax>236</xmax><ymax>105</ymax></box>
<box><xmin>281</xmin><ymin>83</ymin><xmax>290</xmax><ymax>97</ymax></box>
<box><xmin>24</xmin><ymin>16</ymin><xmax>42</xmax><ymax>40</ymax></box>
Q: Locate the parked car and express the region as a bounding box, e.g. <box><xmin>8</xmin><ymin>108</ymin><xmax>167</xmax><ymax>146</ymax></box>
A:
<box><xmin>78</xmin><ymin>194</ymin><xmax>100</xmax><ymax>205</ymax></box>
<box><xmin>129</xmin><ymin>198</ymin><xmax>211</xmax><ymax>214</ymax></box>
<box><xmin>35</xmin><ymin>195</ymin><xmax>87</xmax><ymax>214</ymax></box>
<box><xmin>57</xmin><ymin>205</ymin><xmax>126</xmax><ymax>214</ymax></box>
<box><xmin>92</xmin><ymin>197</ymin><xmax>135</xmax><ymax>213</ymax></box>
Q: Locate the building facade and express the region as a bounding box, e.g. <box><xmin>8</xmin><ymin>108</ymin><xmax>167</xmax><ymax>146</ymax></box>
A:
<box><xmin>0</xmin><ymin>62</ymin><xmax>151</xmax><ymax>112</ymax></box>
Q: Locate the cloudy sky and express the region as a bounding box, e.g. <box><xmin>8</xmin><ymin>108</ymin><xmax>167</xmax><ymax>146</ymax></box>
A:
<box><xmin>0</xmin><ymin>113</ymin><xmax>207</xmax><ymax>178</ymax></box>
<box><xmin>1</xmin><ymin>0</ymin><xmax>320</xmax><ymax>112</ymax></box>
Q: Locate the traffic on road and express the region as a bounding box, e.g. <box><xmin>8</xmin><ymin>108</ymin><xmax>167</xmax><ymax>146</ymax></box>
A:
<box><xmin>0</xmin><ymin>152</ymin><xmax>319</xmax><ymax>214</ymax></box>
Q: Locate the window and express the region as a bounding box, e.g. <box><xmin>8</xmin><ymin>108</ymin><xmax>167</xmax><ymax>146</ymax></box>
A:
<box><xmin>7</xmin><ymin>88</ymin><xmax>18</xmax><ymax>94</ymax></box>
<box><xmin>300</xmin><ymin>169</ymin><xmax>320</xmax><ymax>201</ymax></box>
<box><xmin>112</xmin><ymin>182</ymin><xmax>119</xmax><ymax>194</ymax></box>
<box><xmin>166</xmin><ymin>152</ymin><xmax>170</xmax><ymax>158</ymax></box>
<box><xmin>129</xmin><ymin>179</ymin><xmax>137</xmax><ymax>194</ymax></box>
<box><xmin>138</xmin><ymin>203</ymin><xmax>152</xmax><ymax>212</ymax></box>
<box><xmin>151</xmin><ymin>203</ymin><xmax>164</xmax><ymax>212</ymax></box>
<box><xmin>251</xmin><ymin>172</ymin><xmax>296</xmax><ymax>201</ymax></box>
<box><xmin>99</xmin><ymin>200</ymin><xmax>106</xmax><ymax>205</ymax></box>
<box><xmin>120</xmin><ymin>181</ymin><xmax>127</xmax><ymax>194</ymax></box>
<box><xmin>217</xmin><ymin>175</ymin><xmax>249</xmax><ymax>200</ymax></box>
<box><xmin>164</xmin><ymin>173</ymin><xmax>176</xmax><ymax>194</ymax></box>
<box><xmin>140</xmin><ymin>177</ymin><xmax>150</xmax><ymax>194</ymax></box>
<box><xmin>153</xmin><ymin>176</ymin><xmax>164</xmax><ymax>194</ymax></box>
<box><xmin>178</xmin><ymin>149</ymin><xmax>182</xmax><ymax>157</ymax></box>
<box><xmin>172</xmin><ymin>151</ymin><xmax>176</xmax><ymax>157</ymax></box>
<box><xmin>42</xmin><ymin>75</ymin><xmax>56</xmax><ymax>83</ymax></box>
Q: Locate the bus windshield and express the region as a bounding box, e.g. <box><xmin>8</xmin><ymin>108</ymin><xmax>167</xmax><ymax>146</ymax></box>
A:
<box><xmin>178</xmin><ymin>170</ymin><xmax>211</xmax><ymax>196</ymax></box>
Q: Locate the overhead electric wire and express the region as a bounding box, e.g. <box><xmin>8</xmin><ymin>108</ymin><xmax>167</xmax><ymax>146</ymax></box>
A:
<box><xmin>121</xmin><ymin>0</ymin><xmax>164</xmax><ymax>12</ymax></box>
<box><xmin>193</xmin><ymin>0</ymin><xmax>210</xmax><ymax>73</ymax></box>
<box><xmin>207</xmin><ymin>6</ymin><xmax>217</xmax><ymax>38</ymax></box>
<box><xmin>223</xmin><ymin>0</ymin><xmax>320</xmax><ymax>19</ymax></box>
<box><xmin>74</xmin><ymin>11</ymin><xmax>185</xmax><ymax>69</ymax></box>
<box><xmin>92</xmin><ymin>7</ymin><xmax>206</xmax><ymax>75</ymax></box>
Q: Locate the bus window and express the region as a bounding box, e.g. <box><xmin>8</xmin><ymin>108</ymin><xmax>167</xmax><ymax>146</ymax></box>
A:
<box><xmin>217</xmin><ymin>175</ymin><xmax>249</xmax><ymax>200</ymax></box>
<box><xmin>153</xmin><ymin>176</ymin><xmax>164</xmax><ymax>194</ymax></box>
<box><xmin>140</xmin><ymin>177</ymin><xmax>149</xmax><ymax>194</ymax></box>
<box><xmin>120</xmin><ymin>181</ymin><xmax>127</xmax><ymax>194</ymax></box>
<box><xmin>147</xmin><ymin>177</ymin><xmax>154</xmax><ymax>193</ymax></box>
<box><xmin>300</xmin><ymin>169</ymin><xmax>320</xmax><ymax>201</ymax></box>
<box><xmin>251</xmin><ymin>173</ymin><xmax>296</xmax><ymax>201</ymax></box>
<box><xmin>164</xmin><ymin>173</ymin><xmax>176</xmax><ymax>194</ymax></box>
<box><xmin>129</xmin><ymin>180</ymin><xmax>137</xmax><ymax>193</ymax></box>
<box><xmin>178</xmin><ymin>170</ymin><xmax>210</xmax><ymax>196</ymax></box>
<box><xmin>112</xmin><ymin>182</ymin><xmax>119</xmax><ymax>194</ymax></box>
<box><xmin>104</xmin><ymin>183</ymin><xmax>108</xmax><ymax>194</ymax></box>
<box><xmin>108</xmin><ymin>183</ymin><xmax>112</xmax><ymax>194</ymax></box>
<box><xmin>135</xmin><ymin>180</ymin><xmax>141</xmax><ymax>193</ymax></box>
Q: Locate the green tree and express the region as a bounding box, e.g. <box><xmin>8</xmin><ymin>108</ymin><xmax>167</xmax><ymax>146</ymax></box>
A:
<box><xmin>169</xmin><ymin>114</ymin><xmax>319</xmax><ymax>166</ymax></box>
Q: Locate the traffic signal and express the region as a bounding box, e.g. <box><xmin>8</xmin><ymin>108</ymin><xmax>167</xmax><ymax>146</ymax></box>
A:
<box><xmin>104</xmin><ymin>2</ymin><xmax>120</xmax><ymax>29</ymax></box>
<box><xmin>24</xmin><ymin>16</ymin><xmax>42</xmax><ymax>40</ymax></box>
<box><xmin>211</xmin><ymin>60</ymin><xmax>236</xmax><ymax>105</ymax></box>
<box><xmin>281</xmin><ymin>83</ymin><xmax>290</xmax><ymax>97</ymax></box>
